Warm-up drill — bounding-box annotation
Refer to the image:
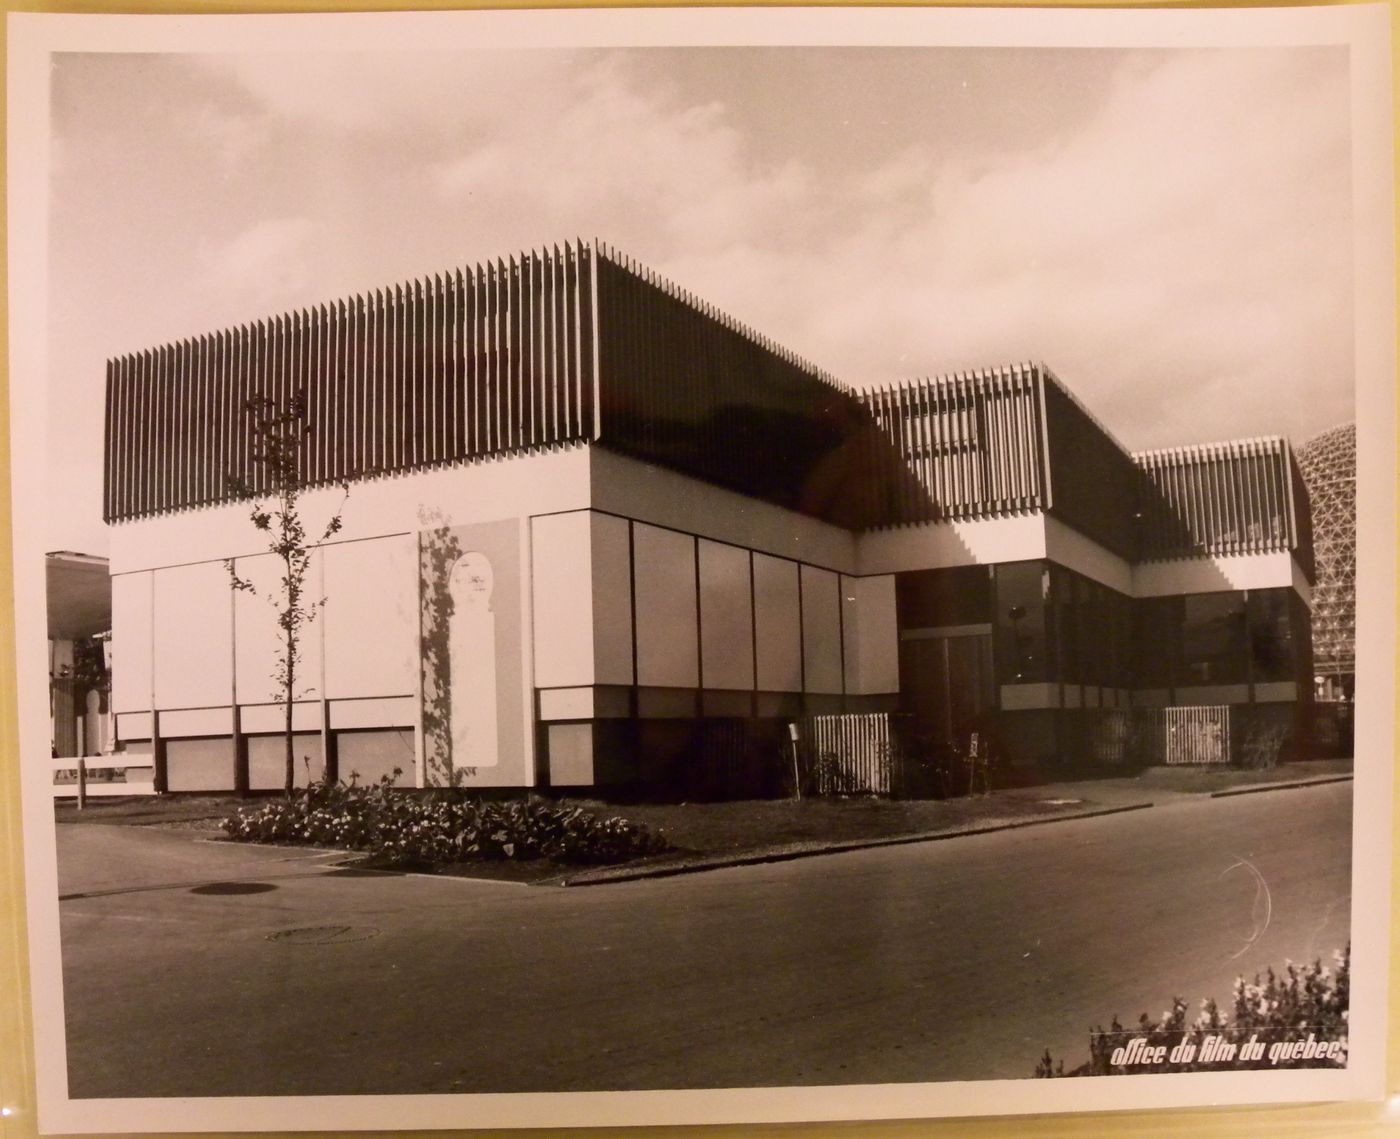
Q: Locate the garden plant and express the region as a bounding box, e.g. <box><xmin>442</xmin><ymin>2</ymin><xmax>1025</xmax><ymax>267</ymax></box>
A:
<box><xmin>222</xmin><ymin>770</ymin><xmax>670</xmax><ymax>869</ymax></box>
<box><xmin>1037</xmin><ymin>947</ymin><xmax>1349</xmax><ymax>1076</ymax></box>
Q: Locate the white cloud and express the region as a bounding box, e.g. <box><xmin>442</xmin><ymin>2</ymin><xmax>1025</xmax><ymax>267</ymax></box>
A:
<box><xmin>651</xmin><ymin>48</ymin><xmax>1352</xmax><ymax>450</ymax></box>
<box><xmin>433</xmin><ymin>144</ymin><xmax>509</xmax><ymax>197</ymax></box>
<box><xmin>425</xmin><ymin>57</ymin><xmax>821</xmax><ymax>259</ymax></box>
<box><xmin>167</xmin><ymin>44</ymin><xmax>1353</xmax><ymax>454</ymax></box>
<box><xmin>200</xmin><ymin>50</ymin><xmax>573</xmax><ymax>136</ymax></box>
<box><xmin>196</xmin><ymin>217</ymin><xmax>321</xmax><ymax>317</ymax></box>
<box><xmin>44</xmin><ymin>43</ymin><xmax>1356</xmax><ymax>554</ymax></box>
<box><xmin>180</xmin><ymin>103</ymin><xmax>270</xmax><ymax>173</ymax></box>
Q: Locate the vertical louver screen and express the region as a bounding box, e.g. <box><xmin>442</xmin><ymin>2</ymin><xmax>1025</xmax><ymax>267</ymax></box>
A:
<box><xmin>1133</xmin><ymin>438</ymin><xmax>1307</xmax><ymax>567</ymax></box>
<box><xmin>860</xmin><ymin>363</ymin><xmax>1049</xmax><ymax>524</ymax></box>
<box><xmin>102</xmin><ymin>240</ymin><xmax>1311</xmax><ymax>578</ymax></box>
<box><xmin>104</xmin><ymin>242</ymin><xmax>597</xmax><ymax>522</ymax></box>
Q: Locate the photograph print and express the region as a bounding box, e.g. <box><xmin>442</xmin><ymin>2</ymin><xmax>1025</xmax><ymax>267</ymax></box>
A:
<box><xmin>8</xmin><ymin>5</ymin><xmax>1394</xmax><ymax>1133</ymax></box>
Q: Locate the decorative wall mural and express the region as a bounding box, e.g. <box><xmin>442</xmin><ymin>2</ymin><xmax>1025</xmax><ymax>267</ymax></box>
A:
<box><xmin>449</xmin><ymin>552</ymin><xmax>499</xmax><ymax>770</ymax></box>
<box><xmin>419</xmin><ymin>518</ymin><xmax>523</xmax><ymax>787</ymax></box>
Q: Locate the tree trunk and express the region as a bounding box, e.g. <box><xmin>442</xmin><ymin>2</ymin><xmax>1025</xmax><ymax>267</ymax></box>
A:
<box><xmin>284</xmin><ymin>647</ymin><xmax>295</xmax><ymax>797</ymax></box>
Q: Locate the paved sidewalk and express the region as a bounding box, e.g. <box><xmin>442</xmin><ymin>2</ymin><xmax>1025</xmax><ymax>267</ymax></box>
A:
<box><xmin>55</xmin><ymin>759</ymin><xmax>1352</xmax><ymax>890</ymax></box>
<box><xmin>558</xmin><ymin>764</ymin><xmax>1353</xmax><ymax>886</ymax></box>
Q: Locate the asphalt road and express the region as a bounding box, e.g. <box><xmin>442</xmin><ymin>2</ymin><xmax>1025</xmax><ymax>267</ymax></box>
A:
<box><xmin>56</xmin><ymin>783</ymin><xmax>1352</xmax><ymax>1098</ymax></box>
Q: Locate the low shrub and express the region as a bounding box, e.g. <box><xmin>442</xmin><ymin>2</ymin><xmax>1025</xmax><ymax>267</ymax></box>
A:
<box><xmin>222</xmin><ymin>771</ymin><xmax>670</xmax><ymax>868</ymax></box>
<box><xmin>1036</xmin><ymin>946</ymin><xmax>1348</xmax><ymax>1076</ymax></box>
<box><xmin>1238</xmin><ymin>719</ymin><xmax>1291</xmax><ymax>770</ymax></box>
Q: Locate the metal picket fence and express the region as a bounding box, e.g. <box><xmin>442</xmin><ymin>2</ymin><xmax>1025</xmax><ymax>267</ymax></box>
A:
<box><xmin>792</xmin><ymin>713</ymin><xmax>904</xmax><ymax>796</ymax></box>
<box><xmin>1136</xmin><ymin>705</ymin><xmax>1232</xmax><ymax>766</ymax></box>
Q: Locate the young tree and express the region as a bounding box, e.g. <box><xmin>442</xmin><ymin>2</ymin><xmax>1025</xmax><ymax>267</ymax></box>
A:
<box><xmin>226</xmin><ymin>393</ymin><xmax>348</xmax><ymax>796</ymax></box>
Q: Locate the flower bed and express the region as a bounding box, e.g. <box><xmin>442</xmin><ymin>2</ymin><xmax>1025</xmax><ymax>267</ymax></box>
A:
<box><xmin>222</xmin><ymin>772</ymin><xmax>669</xmax><ymax>868</ymax></box>
<box><xmin>1037</xmin><ymin>947</ymin><xmax>1349</xmax><ymax>1076</ymax></box>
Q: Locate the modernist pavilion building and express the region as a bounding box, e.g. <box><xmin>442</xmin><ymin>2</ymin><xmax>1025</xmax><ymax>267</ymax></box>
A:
<box><xmin>103</xmin><ymin>241</ymin><xmax>1314</xmax><ymax>796</ymax></box>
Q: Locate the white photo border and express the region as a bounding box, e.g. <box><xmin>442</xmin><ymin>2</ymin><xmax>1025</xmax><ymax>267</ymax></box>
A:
<box><xmin>6</xmin><ymin>4</ymin><xmax>1394</xmax><ymax>1133</ymax></box>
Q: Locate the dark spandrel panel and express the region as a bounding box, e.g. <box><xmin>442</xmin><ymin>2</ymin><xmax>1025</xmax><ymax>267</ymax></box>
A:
<box><xmin>895</xmin><ymin>565</ymin><xmax>993</xmax><ymax>630</ymax></box>
<box><xmin>591</xmin><ymin>246</ymin><xmax>921</xmax><ymax>531</ymax></box>
<box><xmin>1040</xmin><ymin>372</ymin><xmax>1140</xmax><ymax>561</ymax></box>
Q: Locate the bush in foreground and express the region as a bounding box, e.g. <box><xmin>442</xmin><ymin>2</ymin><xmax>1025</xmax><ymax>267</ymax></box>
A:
<box><xmin>1037</xmin><ymin>947</ymin><xmax>1349</xmax><ymax>1077</ymax></box>
<box><xmin>222</xmin><ymin>772</ymin><xmax>670</xmax><ymax>868</ymax></box>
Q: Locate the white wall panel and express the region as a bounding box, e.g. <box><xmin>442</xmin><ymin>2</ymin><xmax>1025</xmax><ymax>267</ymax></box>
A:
<box><xmin>842</xmin><ymin>574</ymin><xmax>898</xmax><ymax>696</ymax></box>
<box><xmin>591</xmin><ymin>448</ymin><xmax>857</xmax><ymax>574</ymax></box>
<box><xmin>239</xmin><ymin>701</ymin><xmax>323</xmax><ymax>733</ymax></box>
<box><xmin>158</xmin><ymin>707</ymin><xmax>232</xmax><ymax>737</ymax></box>
<box><xmin>1044</xmin><ymin>515</ymin><xmax>1133</xmax><ymax>595</ymax></box>
<box><xmin>753</xmin><ymin>554</ymin><xmax>801</xmax><ymax>692</ymax></box>
<box><xmin>109</xmin><ymin>446</ymin><xmax>593</xmax><ymax>574</ymax></box>
<box><xmin>1132</xmin><ymin>551</ymin><xmax>1300</xmax><ymax>599</ymax></box>
<box><xmin>322</xmin><ymin>537</ymin><xmax>414</xmax><ymax>699</ymax></box>
<box><xmin>329</xmin><ymin>697</ymin><xmax>415</xmax><ymax>729</ymax></box>
<box><xmin>858</xmin><ymin>513</ymin><xmax>1047</xmax><ymax>576</ymax></box>
<box><xmin>547</xmin><ymin>723</ymin><xmax>595</xmax><ymax>786</ymax></box>
<box><xmin>165</xmin><ymin>738</ymin><xmax>236</xmax><ymax>791</ymax></box>
<box><xmin>110</xmin><ymin>571</ymin><xmax>152</xmax><ymax>714</ymax></box>
<box><xmin>233</xmin><ymin>551</ymin><xmax>324</xmax><ymax>705</ymax></box>
<box><xmin>1292</xmin><ymin>557</ymin><xmax>1313</xmax><ymax>608</ymax></box>
<box><xmin>248</xmin><ymin>733</ymin><xmax>325</xmax><ymax>790</ymax></box>
<box><xmin>115</xmin><ymin>712</ymin><xmax>152</xmax><ymax>740</ymax></box>
<box><xmin>538</xmin><ymin>687</ymin><xmax>594</xmax><ymax>721</ymax></box>
<box><xmin>154</xmin><ymin>561</ymin><xmax>232</xmax><ymax>710</ymax></box>
<box><xmin>337</xmin><ymin>730</ymin><xmax>415</xmax><ymax>787</ymax></box>
<box><xmin>1001</xmin><ymin>682</ymin><xmax>1061</xmax><ymax>710</ymax></box>
<box><xmin>531</xmin><ymin>511</ymin><xmax>595</xmax><ymax>689</ymax></box>
<box><xmin>591</xmin><ymin>512</ymin><xmax>635</xmax><ymax>686</ymax></box>
<box><xmin>1255</xmin><ymin>682</ymin><xmax>1299</xmax><ymax>703</ymax></box>
<box><xmin>1174</xmin><ymin>684</ymin><xmax>1251</xmax><ymax>707</ymax></box>
<box><xmin>633</xmin><ymin>523</ymin><xmax>698</xmax><ymax>689</ymax></box>
<box><xmin>800</xmin><ymin>564</ymin><xmax>843</xmax><ymax>695</ymax></box>
<box><xmin>698</xmin><ymin>540</ymin><xmax>754</xmax><ymax>691</ymax></box>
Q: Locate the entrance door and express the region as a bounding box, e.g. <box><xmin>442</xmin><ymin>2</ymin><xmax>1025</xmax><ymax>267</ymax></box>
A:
<box><xmin>899</xmin><ymin>630</ymin><xmax>995</xmax><ymax>747</ymax></box>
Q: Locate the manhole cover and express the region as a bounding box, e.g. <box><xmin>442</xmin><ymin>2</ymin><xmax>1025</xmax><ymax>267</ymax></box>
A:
<box><xmin>266</xmin><ymin>925</ymin><xmax>380</xmax><ymax>946</ymax></box>
<box><xmin>1039</xmin><ymin>798</ymin><xmax>1084</xmax><ymax>806</ymax></box>
<box><xmin>190</xmin><ymin>881</ymin><xmax>277</xmax><ymax>896</ymax></box>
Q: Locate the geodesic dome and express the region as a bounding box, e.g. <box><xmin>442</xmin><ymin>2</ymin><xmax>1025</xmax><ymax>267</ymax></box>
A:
<box><xmin>1296</xmin><ymin>423</ymin><xmax>1355</xmax><ymax>680</ymax></box>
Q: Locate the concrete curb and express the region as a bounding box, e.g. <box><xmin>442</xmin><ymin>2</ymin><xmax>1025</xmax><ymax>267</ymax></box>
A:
<box><xmin>556</xmin><ymin>800</ymin><xmax>1155</xmax><ymax>887</ymax></box>
<box><xmin>1210</xmin><ymin>774</ymin><xmax>1354</xmax><ymax>799</ymax></box>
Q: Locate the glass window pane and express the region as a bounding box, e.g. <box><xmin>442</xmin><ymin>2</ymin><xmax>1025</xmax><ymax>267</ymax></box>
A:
<box><xmin>1247</xmin><ymin>588</ymin><xmax>1295</xmax><ymax>683</ymax></box>
<box><xmin>1078</xmin><ymin>578</ymin><xmax>1102</xmax><ymax>686</ymax></box>
<box><xmin>895</xmin><ymin>565</ymin><xmax>992</xmax><ymax>629</ymax></box>
<box><xmin>994</xmin><ymin>562</ymin><xmax>1049</xmax><ymax>683</ymax></box>
<box><xmin>1181</xmin><ymin>592</ymin><xmax>1248</xmax><ymax>686</ymax></box>
<box><xmin>1133</xmin><ymin>597</ymin><xmax>1179</xmax><ymax>689</ymax></box>
<box><xmin>1052</xmin><ymin>567</ymin><xmax>1078</xmax><ymax>684</ymax></box>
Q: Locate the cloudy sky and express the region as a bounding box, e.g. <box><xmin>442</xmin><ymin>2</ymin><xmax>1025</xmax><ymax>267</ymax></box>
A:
<box><xmin>46</xmin><ymin>42</ymin><xmax>1353</xmax><ymax>556</ymax></box>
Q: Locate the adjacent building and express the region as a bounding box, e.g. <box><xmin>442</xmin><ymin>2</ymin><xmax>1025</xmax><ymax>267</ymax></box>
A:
<box><xmin>46</xmin><ymin>551</ymin><xmax>112</xmax><ymax>759</ymax></box>
<box><xmin>102</xmin><ymin>241</ymin><xmax>1314</xmax><ymax>796</ymax></box>
<box><xmin>1297</xmin><ymin>423</ymin><xmax>1355</xmax><ymax>702</ymax></box>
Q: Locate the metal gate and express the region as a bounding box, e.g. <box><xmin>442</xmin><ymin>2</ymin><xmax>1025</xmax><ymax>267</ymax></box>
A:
<box><xmin>793</xmin><ymin>713</ymin><xmax>903</xmax><ymax>795</ymax></box>
<box><xmin>1138</xmin><ymin>706</ymin><xmax>1231</xmax><ymax>765</ymax></box>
